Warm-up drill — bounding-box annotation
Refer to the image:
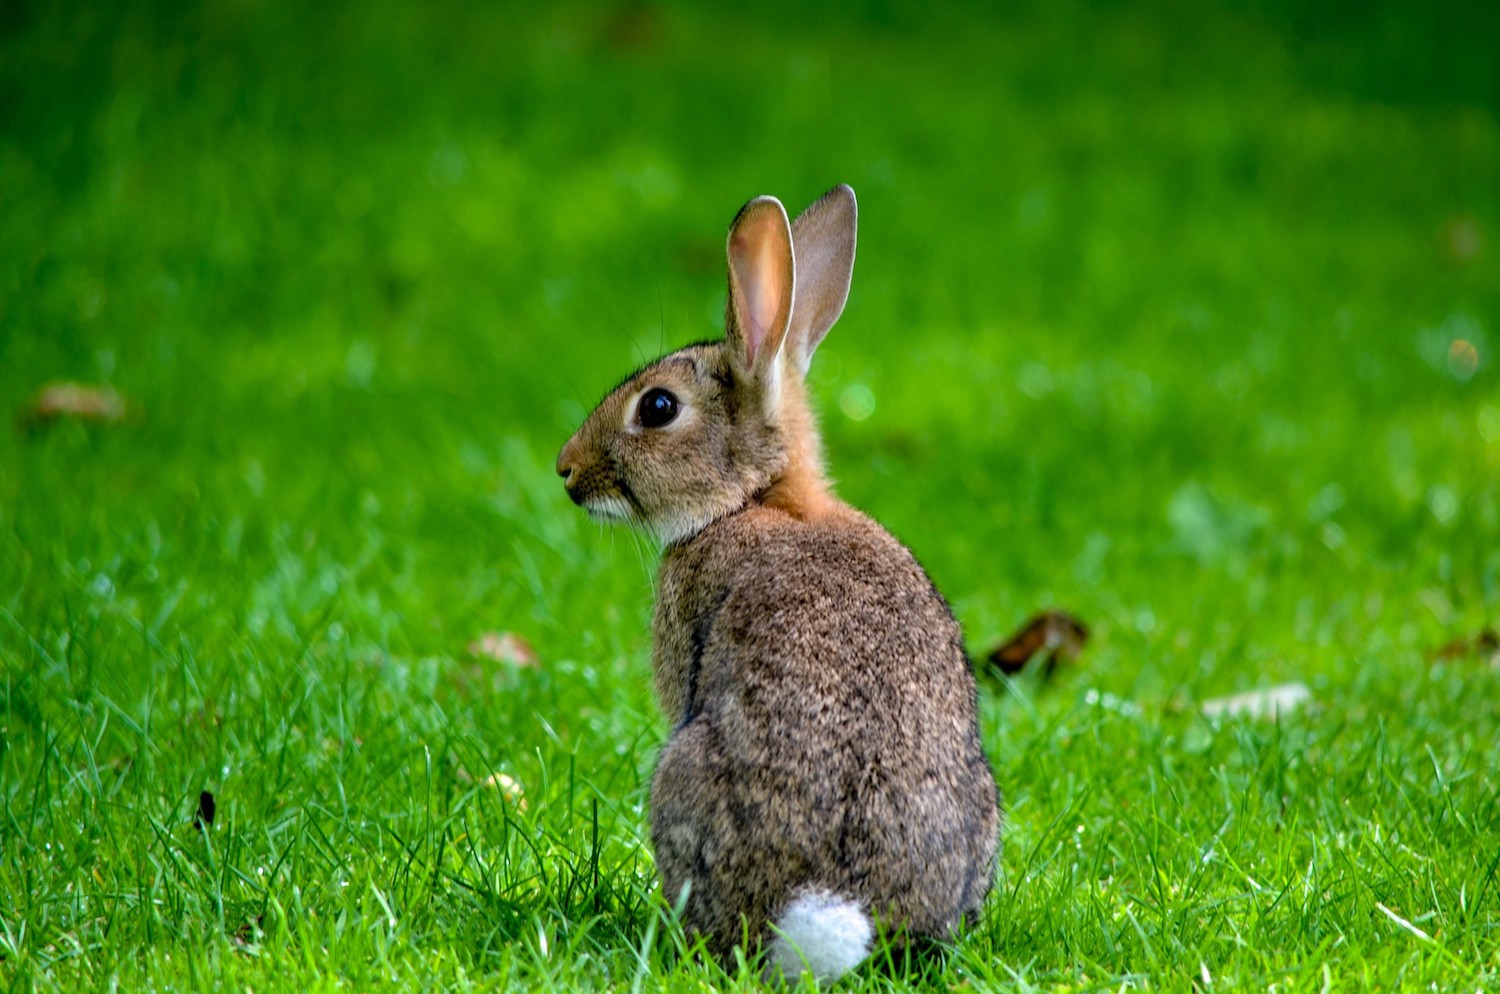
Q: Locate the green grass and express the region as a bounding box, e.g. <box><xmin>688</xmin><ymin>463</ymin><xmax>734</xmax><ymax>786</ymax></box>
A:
<box><xmin>3</xmin><ymin>0</ymin><xmax>1499</xmax><ymax>990</ymax></box>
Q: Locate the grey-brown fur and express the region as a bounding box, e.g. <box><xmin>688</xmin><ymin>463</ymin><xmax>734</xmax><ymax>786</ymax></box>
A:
<box><xmin>557</xmin><ymin>185</ymin><xmax>1000</xmax><ymax>971</ymax></box>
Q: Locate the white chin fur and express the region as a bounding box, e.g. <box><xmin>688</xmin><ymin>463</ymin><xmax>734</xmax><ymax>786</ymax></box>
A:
<box><xmin>583</xmin><ymin>496</ymin><xmax>633</xmax><ymax>523</ymax></box>
<box><xmin>585</xmin><ymin>500</ymin><xmax>715</xmax><ymax>547</ymax></box>
<box><xmin>647</xmin><ymin>510</ymin><xmax>714</xmax><ymax>547</ymax></box>
<box><xmin>766</xmin><ymin>890</ymin><xmax>873</xmax><ymax>985</ymax></box>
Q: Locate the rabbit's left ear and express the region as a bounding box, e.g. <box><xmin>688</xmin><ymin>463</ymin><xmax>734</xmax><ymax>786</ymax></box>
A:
<box><xmin>726</xmin><ymin>196</ymin><xmax>796</xmax><ymax>387</ymax></box>
<box><xmin>786</xmin><ymin>184</ymin><xmax>857</xmax><ymax>374</ymax></box>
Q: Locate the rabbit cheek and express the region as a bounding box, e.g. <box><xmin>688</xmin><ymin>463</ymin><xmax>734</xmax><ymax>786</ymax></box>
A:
<box><xmin>615</xmin><ymin>418</ymin><xmax>740</xmax><ymax>543</ymax></box>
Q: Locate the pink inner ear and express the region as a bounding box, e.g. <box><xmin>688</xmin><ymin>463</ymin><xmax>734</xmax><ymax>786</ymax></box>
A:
<box><xmin>743</xmin><ymin>278</ymin><xmax>775</xmax><ymax>361</ymax></box>
<box><xmin>732</xmin><ymin>220</ymin><xmax>791</xmax><ymax>368</ymax></box>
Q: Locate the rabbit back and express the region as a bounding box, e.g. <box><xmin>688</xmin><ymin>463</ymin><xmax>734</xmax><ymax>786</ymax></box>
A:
<box><xmin>650</xmin><ymin>504</ymin><xmax>1000</xmax><ymax>955</ymax></box>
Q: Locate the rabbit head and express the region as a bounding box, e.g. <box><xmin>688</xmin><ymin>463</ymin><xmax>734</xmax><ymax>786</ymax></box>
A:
<box><xmin>557</xmin><ymin>185</ymin><xmax>858</xmax><ymax>544</ymax></box>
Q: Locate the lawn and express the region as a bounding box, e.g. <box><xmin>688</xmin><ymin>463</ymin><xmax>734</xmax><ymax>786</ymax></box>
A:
<box><xmin>2</xmin><ymin>0</ymin><xmax>1498</xmax><ymax>990</ymax></box>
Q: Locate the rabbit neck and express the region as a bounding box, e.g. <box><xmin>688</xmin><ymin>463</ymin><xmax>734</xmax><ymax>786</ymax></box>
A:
<box><xmin>757</xmin><ymin>381</ymin><xmax>839</xmax><ymax>520</ymax></box>
<box><xmin>760</xmin><ymin>461</ymin><xmax>837</xmax><ymax>520</ymax></box>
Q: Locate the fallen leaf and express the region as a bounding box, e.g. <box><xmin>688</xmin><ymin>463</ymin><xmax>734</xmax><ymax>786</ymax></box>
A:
<box><xmin>20</xmin><ymin>381</ymin><xmax>129</xmax><ymax>429</ymax></box>
<box><xmin>195</xmin><ymin>790</ymin><xmax>216</xmax><ymax>831</ymax></box>
<box><xmin>1430</xmin><ymin>629</ymin><xmax>1499</xmax><ymax>665</ymax></box>
<box><xmin>234</xmin><ymin>914</ymin><xmax>266</xmax><ymax>946</ymax></box>
<box><xmin>482</xmin><ymin>771</ymin><xmax>527</xmax><ymax>810</ymax></box>
<box><xmin>467</xmin><ymin>631</ymin><xmax>539</xmax><ymax>667</ymax></box>
<box><xmin>985</xmin><ymin>610</ymin><xmax>1089</xmax><ymax>677</ymax></box>
<box><xmin>1201</xmin><ymin>682</ymin><xmax>1311</xmax><ymax>720</ymax></box>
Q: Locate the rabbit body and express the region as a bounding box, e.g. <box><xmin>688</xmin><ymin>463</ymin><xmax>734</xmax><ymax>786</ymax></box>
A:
<box><xmin>558</xmin><ymin>185</ymin><xmax>1000</xmax><ymax>978</ymax></box>
<box><xmin>652</xmin><ymin>501</ymin><xmax>999</xmax><ymax>957</ymax></box>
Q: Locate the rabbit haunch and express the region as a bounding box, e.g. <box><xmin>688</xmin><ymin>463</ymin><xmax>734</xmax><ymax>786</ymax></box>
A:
<box><xmin>557</xmin><ymin>185</ymin><xmax>1000</xmax><ymax>982</ymax></box>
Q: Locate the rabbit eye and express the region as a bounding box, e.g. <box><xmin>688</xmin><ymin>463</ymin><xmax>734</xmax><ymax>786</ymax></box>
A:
<box><xmin>637</xmin><ymin>388</ymin><xmax>680</xmax><ymax>428</ymax></box>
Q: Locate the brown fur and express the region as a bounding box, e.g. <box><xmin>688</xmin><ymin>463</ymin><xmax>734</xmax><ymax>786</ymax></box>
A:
<box><xmin>558</xmin><ymin>185</ymin><xmax>1000</xmax><ymax>968</ymax></box>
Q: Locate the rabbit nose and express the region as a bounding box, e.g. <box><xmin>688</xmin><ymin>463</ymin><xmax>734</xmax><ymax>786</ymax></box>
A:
<box><xmin>558</xmin><ymin>464</ymin><xmax>586</xmax><ymax>506</ymax></box>
<box><xmin>556</xmin><ymin>445</ymin><xmax>580</xmax><ymax>485</ymax></box>
<box><xmin>556</xmin><ymin>461</ymin><xmax>589</xmax><ymax>506</ymax></box>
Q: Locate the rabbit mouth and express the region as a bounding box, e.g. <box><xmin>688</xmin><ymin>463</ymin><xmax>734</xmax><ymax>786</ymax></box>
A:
<box><xmin>583</xmin><ymin>495</ymin><xmax>634</xmax><ymax>524</ymax></box>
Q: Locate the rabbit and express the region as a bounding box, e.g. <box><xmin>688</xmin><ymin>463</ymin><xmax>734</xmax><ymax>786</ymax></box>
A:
<box><xmin>556</xmin><ymin>185</ymin><xmax>1000</xmax><ymax>983</ymax></box>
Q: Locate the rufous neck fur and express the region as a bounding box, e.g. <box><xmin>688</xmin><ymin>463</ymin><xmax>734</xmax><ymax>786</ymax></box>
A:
<box><xmin>758</xmin><ymin>376</ymin><xmax>841</xmax><ymax>520</ymax></box>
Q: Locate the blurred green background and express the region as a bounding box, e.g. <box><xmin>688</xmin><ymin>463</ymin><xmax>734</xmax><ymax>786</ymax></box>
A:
<box><xmin>2</xmin><ymin>0</ymin><xmax>1498</xmax><ymax>989</ymax></box>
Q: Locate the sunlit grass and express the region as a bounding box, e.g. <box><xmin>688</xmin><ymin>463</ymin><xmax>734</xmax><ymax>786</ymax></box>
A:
<box><xmin>2</xmin><ymin>0</ymin><xmax>1498</xmax><ymax>990</ymax></box>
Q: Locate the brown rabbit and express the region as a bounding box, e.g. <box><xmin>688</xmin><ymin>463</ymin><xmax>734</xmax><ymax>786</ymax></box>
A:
<box><xmin>557</xmin><ymin>185</ymin><xmax>999</xmax><ymax>983</ymax></box>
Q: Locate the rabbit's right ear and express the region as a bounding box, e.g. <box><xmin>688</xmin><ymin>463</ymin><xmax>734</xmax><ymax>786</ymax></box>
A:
<box><xmin>726</xmin><ymin>196</ymin><xmax>796</xmax><ymax>393</ymax></box>
<box><xmin>787</xmin><ymin>184</ymin><xmax>857</xmax><ymax>374</ymax></box>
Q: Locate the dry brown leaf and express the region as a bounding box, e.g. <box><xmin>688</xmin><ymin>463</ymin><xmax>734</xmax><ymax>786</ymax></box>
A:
<box><xmin>984</xmin><ymin>610</ymin><xmax>1089</xmax><ymax>678</ymax></box>
<box><xmin>22</xmin><ymin>381</ymin><xmax>129</xmax><ymax>428</ymax></box>
<box><xmin>467</xmin><ymin>631</ymin><xmax>539</xmax><ymax>667</ymax></box>
<box><xmin>233</xmin><ymin>914</ymin><xmax>266</xmax><ymax>946</ymax></box>
<box><xmin>194</xmin><ymin>790</ymin><xmax>216</xmax><ymax>832</ymax></box>
<box><xmin>1430</xmin><ymin>629</ymin><xmax>1499</xmax><ymax>665</ymax></box>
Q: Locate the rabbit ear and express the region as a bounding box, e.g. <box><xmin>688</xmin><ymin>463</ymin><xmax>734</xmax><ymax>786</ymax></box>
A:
<box><xmin>726</xmin><ymin>196</ymin><xmax>796</xmax><ymax>387</ymax></box>
<box><xmin>787</xmin><ymin>184</ymin><xmax>857</xmax><ymax>374</ymax></box>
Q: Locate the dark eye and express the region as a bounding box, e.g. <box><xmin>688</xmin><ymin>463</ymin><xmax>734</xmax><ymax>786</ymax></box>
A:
<box><xmin>637</xmin><ymin>387</ymin><xmax>679</xmax><ymax>428</ymax></box>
